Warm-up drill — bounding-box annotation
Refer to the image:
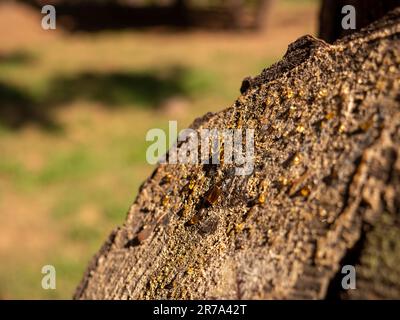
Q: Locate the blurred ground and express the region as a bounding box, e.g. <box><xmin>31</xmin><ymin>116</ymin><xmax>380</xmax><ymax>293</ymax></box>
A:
<box><xmin>0</xmin><ymin>0</ymin><xmax>318</xmax><ymax>299</ymax></box>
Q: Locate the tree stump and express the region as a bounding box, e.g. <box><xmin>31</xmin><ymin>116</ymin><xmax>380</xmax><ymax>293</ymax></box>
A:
<box><xmin>75</xmin><ymin>9</ymin><xmax>400</xmax><ymax>299</ymax></box>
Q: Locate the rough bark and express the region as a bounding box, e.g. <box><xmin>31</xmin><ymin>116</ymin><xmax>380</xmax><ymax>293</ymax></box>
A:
<box><xmin>75</xmin><ymin>9</ymin><xmax>400</xmax><ymax>300</ymax></box>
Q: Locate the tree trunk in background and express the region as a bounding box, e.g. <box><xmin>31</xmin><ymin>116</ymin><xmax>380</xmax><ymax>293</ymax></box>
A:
<box><xmin>75</xmin><ymin>9</ymin><xmax>400</xmax><ymax>299</ymax></box>
<box><xmin>319</xmin><ymin>0</ymin><xmax>400</xmax><ymax>43</ymax></box>
<box><xmin>173</xmin><ymin>0</ymin><xmax>188</xmax><ymax>27</ymax></box>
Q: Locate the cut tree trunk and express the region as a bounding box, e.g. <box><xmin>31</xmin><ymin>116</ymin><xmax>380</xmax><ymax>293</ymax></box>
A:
<box><xmin>75</xmin><ymin>9</ymin><xmax>400</xmax><ymax>299</ymax></box>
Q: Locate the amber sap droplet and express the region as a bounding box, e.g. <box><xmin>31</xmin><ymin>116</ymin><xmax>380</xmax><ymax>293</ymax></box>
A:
<box><xmin>376</xmin><ymin>80</ymin><xmax>386</xmax><ymax>91</ymax></box>
<box><xmin>187</xmin><ymin>214</ymin><xmax>200</xmax><ymax>226</ymax></box>
<box><xmin>206</xmin><ymin>185</ymin><xmax>222</xmax><ymax>205</ymax></box>
<box><xmin>286</xmin><ymin>88</ymin><xmax>294</xmax><ymax>99</ymax></box>
<box><xmin>319</xmin><ymin>209</ymin><xmax>328</xmax><ymax>218</ymax></box>
<box><xmin>296</xmin><ymin>125</ymin><xmax>305</xmax><ymax>133</ymax></box>
<box><xmin>162</xmin><ymin>174</ymin><xmax>172</xmax><ymax>184</ymax></box>
<box><xmin>360</xmin><ymin>118</ymin><xmax>373</xmax><ymax>131</ymax></box>
<box><xmin>258</xmin><ymin>193</ymin><xmax>266</xmax><ymax>204</ymax></box>
<box><xmin>137</xmin><ymin>226</ymin><xmax>153</xmax><ymax>243</ymax></box>
<box><xmin>235</xmin><ymin>223</ymin><xmax>244</xmax><ymax>233</ymax></box>
<box><xmin>325</xmin><ymin>112</ymin><xmax>335</xmax><ymax>120</ymax></box>
<box><xmin>265</xmin><ymin>96</ymin><xmax>273</xmax><ymax>107</ymax></box>
<box><xmin>279</xmin><ymin>176</ymin><xmax>289</xmax><ymax>186</ymax></box>
<box><xmin>187</xmin><ymin>266</ymin><xmax>194</xmax><ymax>275</ymax></box>
<box><xmin>188</xmin><ymin>179</ymin><xmax>196</xmax><ymax>190</ymax></box>
<box><xmin>318</xmin><ymin>88</ymin><xmax>328</xmax><ymax>98</ymax></box>
<box><xmin>293</xmin><ymin>154</ymin><xmax>301</xmax><ymax>165</ymax></box>
<box><xmin>162</xmin><ymin>195</ymin><xmax>170</xmax><ymax>207</ymax></box>
<box><xmin>300</xmin><ymin>186</ymin><xmax>310</xmax><ymax>198</ymax></box>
